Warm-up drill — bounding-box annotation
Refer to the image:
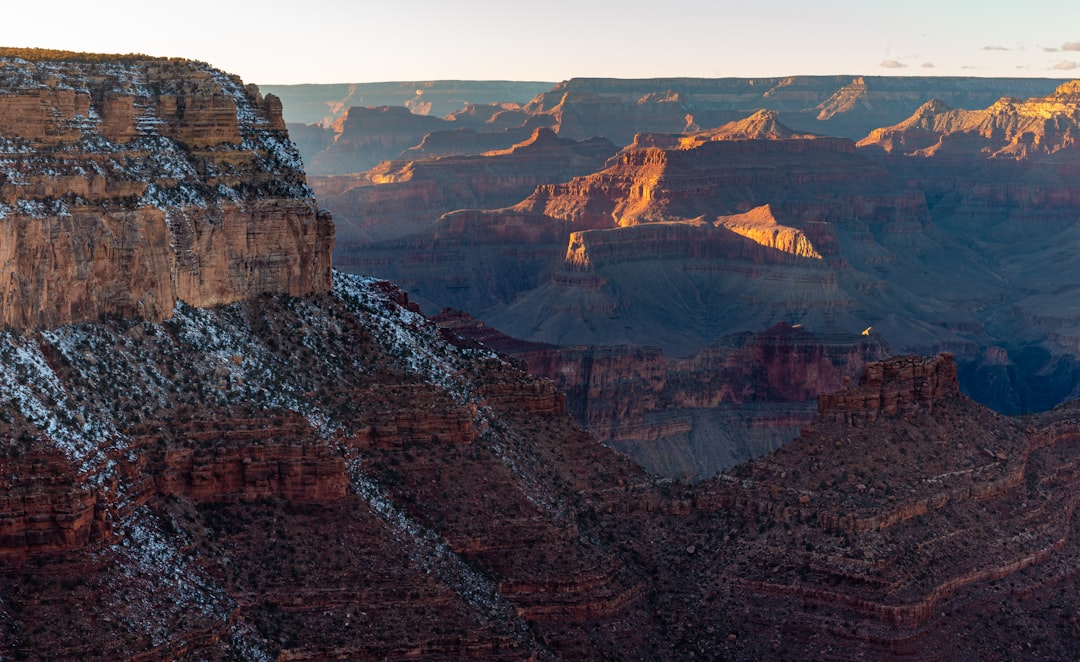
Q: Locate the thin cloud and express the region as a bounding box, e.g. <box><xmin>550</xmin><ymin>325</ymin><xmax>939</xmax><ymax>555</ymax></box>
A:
<box><xmin>921</xmin><ymin>62</ymin><xmax>935</xmax><ymax>68</ymax></box>
<box><xmin>880</xmin><ymin>59</ymin><xmax>907</xmax><ymax>69</ymax></box>
<box><xmin>1045</xmin><ymin>47</ymin><xmax>1060</xmax><ymax>52</ymax></box>
<box><xmin>1051</xmin><ymin>60</ymin><xmax>1080</xmax><ymax>70</ymax></box>
<box><xmin>1063</xmin><ymin>42</ymin><xmax>1080</xmax><ymax>51</ymax></box>
<box><xmin>983</xmin><ymin>45</ymin><xmax>1010</xmax><ymax>51</ymax></box>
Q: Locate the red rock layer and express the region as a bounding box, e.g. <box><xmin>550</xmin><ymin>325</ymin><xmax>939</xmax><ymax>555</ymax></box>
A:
<box><xmin>0</xmin><ymin>51</ymin><xmax>334</xmax><ymax>329</ymax></box>
<box><xmin>312</xmin><ymin>127</ymin><xmax>615</xmax><ymax>247</ymax></box>
<box><xmin>817</xmin><ymin>352</ymin><xmax>961</xmax><ymax>423</ymax></box>
<box><xmin>4</xmin><ymin>276</ymin><xmax>1080</xmax><ymax>659</ymax></box>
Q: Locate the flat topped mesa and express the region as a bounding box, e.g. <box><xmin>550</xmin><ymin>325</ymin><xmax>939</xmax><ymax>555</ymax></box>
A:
<box><xmin>0</xmin><ymin>49</ymin><xmax>334</xmax><ymax>330</ymax></box>
<box><xmin>816</xmin><ymin>352</ymin><xmax>960</xmax><ymax>424</ymax></box>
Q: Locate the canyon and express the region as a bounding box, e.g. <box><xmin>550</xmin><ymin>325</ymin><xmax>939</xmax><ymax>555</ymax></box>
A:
<box><xmin>3</xmin><ymin>50</ymin><xmax>1080</xmax><ymax>660</ymax></box>
<box><xmin>5</xmin><ymin>266</ymin><xmax>1080</xmax><ymax>659</ymax></box>
<box><xmin>303</xmin><ymin>75</ymin><xmax>1080</xmax><ymax>476</ymax></box>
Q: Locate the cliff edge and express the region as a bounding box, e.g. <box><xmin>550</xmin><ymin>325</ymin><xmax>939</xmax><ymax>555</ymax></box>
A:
<box><xmin>0</xmin><ymin>49</ymin><xmax>334</xmax><ymax>329</ymax></box>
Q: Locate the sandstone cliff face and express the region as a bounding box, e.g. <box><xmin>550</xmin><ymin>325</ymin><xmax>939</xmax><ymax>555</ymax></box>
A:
<box><xmin>816</xmin><ymin>352</ymin><xmax>960</xmax><ymax>423</ymax></box>
<box><xmin>515</xmin><ymin>133</ymin><xmax>926</xmax><ymax>230</ymax></box>
<box><xmin>0</xmin><ymin>51</ymin><xmax>333</xmax><ymax>330</ymax></box>
<box><xmin>858</xmin><ymin>81</ymin><xmax>1080</xmax><ymax>160</ymax></box>
<box><xmin>312</xmin><ymin>127</ymin><xmax>615</xmax><ymax>248</ymax></box>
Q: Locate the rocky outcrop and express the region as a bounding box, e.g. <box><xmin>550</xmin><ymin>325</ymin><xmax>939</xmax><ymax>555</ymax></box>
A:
<box><xmin>857</xmin><ymin>81</ymin><xmax>1080</xmax><ymax>160</ymax></box>
<box><xmin>0</xmin><ymin>451</ymin><xmax>99</xmax><ymax>555</ymax></box>
<box><xmin>312</xmin><ymin>128</ymin><xmax>616</xmax><ymax>247</ymax></box>
<box><xmin>0</xmin><ymin>49</ymin><xmax>333</xmax><ymax>330</ymax></box>
<box><xmin>716</xmin><ymin>204</ymin><xmax>827</xmax><ymax>258</ymax></box>
<box><xmin>515</xmin><ymin>135</ymin><xmax>926</xmax><ymax>230</ymax></box>
<box><xmin>816</xmin><ymin>352</ymin><xmax>961</xmax><ymax>423</ymax></box>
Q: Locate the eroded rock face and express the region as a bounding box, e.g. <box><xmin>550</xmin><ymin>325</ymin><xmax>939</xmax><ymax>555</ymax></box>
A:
<box><xmin>4</xmin><ymin>274</ymin><xmax>1080</xmax><ymax>660</ymax></box>
<box><xmin>817</xmin><ymin>352</ymin><xmax>961</xmax><ymax>423</ymax></box>
<box><xmin>858</xmin><ymin>81</ymin><xmax>1080</xmax><ymax>160</ymax></box>
<box><xmin>438</xmin><ymin>312</ymin><xmax>888</xmax><ymax>479</ymax></box>
<box><xmin>312</xmin><ymin>127</ymin><xmax>616</xmax><ymax>247</ymax></box>
<box><xmin>521</xmin><ymin>76</ymin><xmax>1068</xmax><ymax>143</ymax></box>
<box><xmin>0</xmin><ymin>50</ymin><xmax>333</xmax><ymax>329</ymax></box>
<box><xmin>513</xmin><ymin>133</ymin><xmax>924</xmax><ymax>231</ymax></box>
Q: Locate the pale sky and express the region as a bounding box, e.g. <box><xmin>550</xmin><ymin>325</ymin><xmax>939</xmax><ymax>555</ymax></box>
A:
<box><xmin>3</xmin><ymin>0</ymin><xmax>1080</xmax><ymax>85</ymax></box>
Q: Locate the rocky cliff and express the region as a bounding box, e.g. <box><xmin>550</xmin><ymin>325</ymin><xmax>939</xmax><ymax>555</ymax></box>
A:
<box><xmin>312</xmin><ymin>127</ymin><xmax>615</xmax><ymax>247</ymax></box>
<box><xmin>332</xmin><ymin>79</ymin><xmax>1080</xmax><ymax>416</ymax></box>
<box><xmin>438</xmin><ymin>311</ymin><xmax>889</xmax><ymax>480</ymax></box>
<box><xmin>858</xmin><ymin>81</ymin><xmax>1080</xmax><ymax>160</ymax></box>
<box><xmin>816</xmin><ymin>352</ymin><xmax>961</xmax><ymax>423</ymax></box>
<box><xmin>513</xmin><ymin>131</ymin><xmax>925</xmax><ymax>231</ymax></box>
<box><xmin>352</xmin><ymin>124</ymin><xmax>933</xmax><ymax>361</ymax></box>
<box><xmin>7</xmin><ymin>269</ymin><xmax>1080</xmax><ymax>659</ymax></box>
<box><xmin>521</xmin><ymin>76</ymin><xmax>1068</xmax><ymax>144</ymax></box>
<box><xmin>854</xmin><ymin>80</ymin><xmax>1080</xmax><ymax>413</ymax></box>
<box><xmin>0</xmin><ymin>49</ymin><xmax>333</xmax><ymax>330</ymax></box>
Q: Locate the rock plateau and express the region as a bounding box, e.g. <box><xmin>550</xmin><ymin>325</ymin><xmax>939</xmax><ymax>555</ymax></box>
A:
<box><xmin>0</xmin><ymin>49</ymin><xmax>333</xmax><ymax>330</ymax></box>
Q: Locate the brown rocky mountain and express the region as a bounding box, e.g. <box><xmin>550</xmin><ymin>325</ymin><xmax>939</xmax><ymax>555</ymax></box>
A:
<box><xmin>516</xmin><ymin>76</ymin><xmax>1069</xmax><ymax>144</ymax></box>
<box><xmin>5</xmin><ymin>271</ymin><xmax>1080</xmax><ymax>658</ymax></box>
<box><xmin>338</xmin><ymin>80</ymin><xmax>1080</xmax><ymax>429</ymax></box>
<box><xmin>858</xmin><ymin>80</ymin><xmax>1080</xmax><ymax>160</ymax></box>
<box><xmin>7</xmin><ymin>53</ymin><xmax>1080</xmax><ymax>659</ymax></box>
<box><xmin>0</xmin><ymin>49</ymin><xmax>333</xmax><ymax>330</ymax></box>
<box><xmin>281</xmin><ymin>76</ymin><xmax>1068</xmax><ymax>181</ymax></box>
<box><xmin>855</xmin><ymin>80</ymin><xmax>1080</xmax><ymax>413</ymax></box>
<box><xmin>314</xmin><ymin>127</ymin><xmax>616</xmax><ymax>247</ymax></box>
<box><xmin>348</xmin><ymin>124</ymin><xmax>937</xmax><ymax>354</ymax></box>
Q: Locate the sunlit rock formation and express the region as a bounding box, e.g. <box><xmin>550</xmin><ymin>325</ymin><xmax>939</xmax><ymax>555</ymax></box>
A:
<box><xmin>0</xmin><ymin>49</ymin><xmax>333</xmax><ymax>330</ymax></box>
<box><xmin>311</xmin><ymin>127</ymin><xmax>615</xmax><ymax>247</ymax></box>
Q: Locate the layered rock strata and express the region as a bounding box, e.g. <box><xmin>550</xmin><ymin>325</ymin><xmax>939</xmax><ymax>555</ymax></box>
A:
<box><xmin>817</xmin><ymin>352</ymin><xmax>961</xmax><ymax>423</ymax></box>
<box><xmin>0</xmin><ymin>274</ymin><xmax>651</xmax><ymax>659</ymax></box>
<box><xmin>516</xmin><ymin>133</ymin><xmax>925</xmax><ymax>231</ymax></box>
<box><xmin>0</xmin><ymin>49</ymin><xmax>333</xmax><ymax>330</ymax></box>
<box><xmin>312</xmin><ymin>127</ymin><xmax>615</xmax><ymax>247</ymax></box>
<box><xmin>855</xmin><ymin>80</ymin><xmax>1080</xmax><ymax>413</ymax></box>
<box><xmin>521</xmin><ymin>76</ymin><xmax>1067</xmax><ymax>143</ymax></box>
<box><xmin>6</xmin><ymin>275</ymin><xmax>1080</xmax><ymax>659</ymax></box>
<box><xmin>438</xmin><ymin>311</ymin><xmax>888</xmax><ymax>479</ymax></box>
